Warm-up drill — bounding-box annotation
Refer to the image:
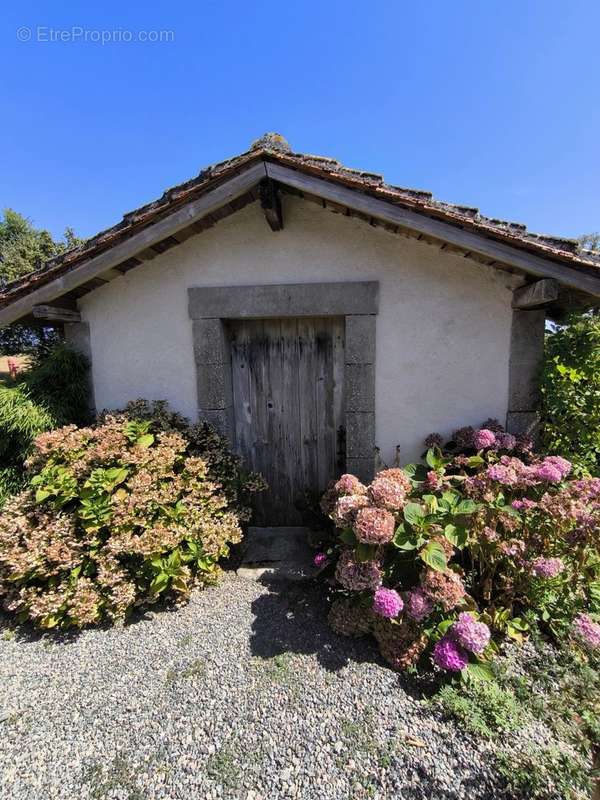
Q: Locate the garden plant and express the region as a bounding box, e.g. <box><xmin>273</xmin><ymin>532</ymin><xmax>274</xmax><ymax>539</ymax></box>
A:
<box><xmin>0</xmin><ymin>402</ymin><xmax>265</xmax><ymax>629</ymax></box>
<box><xmin>318</xmin><ymin>420</ymin><xmax>600</xmax><ymax>678</ymax></box>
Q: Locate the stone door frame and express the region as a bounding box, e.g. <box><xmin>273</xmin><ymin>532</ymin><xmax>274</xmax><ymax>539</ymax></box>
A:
<box><xmin>187</xmin><ymin>281</ymin><xmax>379</xmax><ymax>481</ymax></box>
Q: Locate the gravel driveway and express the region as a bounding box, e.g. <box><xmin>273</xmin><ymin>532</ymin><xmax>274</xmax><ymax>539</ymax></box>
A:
<box><xmin>0</xmin><ymin>572</ymin><xmax>506</xmax><ymax>800</ymax></box>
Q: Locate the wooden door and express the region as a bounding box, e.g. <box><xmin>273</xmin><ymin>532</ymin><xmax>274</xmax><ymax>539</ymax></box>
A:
<box><xmin>229</xmin><ymin>317</ymin><xmax>345</xmax><ymax>526</ymax></box>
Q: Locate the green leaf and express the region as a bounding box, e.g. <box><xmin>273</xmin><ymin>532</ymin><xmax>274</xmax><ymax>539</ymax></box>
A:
<box><xmin>392</xmin><ymin>523</ymin><xmax>418</xmax><ymax>550</ymax></box>
<box><xmin>35</xmin><ymin>488</ymin><xmax>51</xmax><ymax>503</ymax></box>
<box><xmin>467</xmin><ymin>455</ymin><xmax>485</xmax><ymax>468</ymax></box>
<box><xmin>420</xmin><ymin>541</ymin><xmax>447</xmax><ymax>572</ymax></box>
<box><xmin>425</xmin><ymin>449</ymin><xmax>440</xmax><ymax>469</ymax></box>
<box><xmin>444</xmin><ymin>523</ymin><xmax>468</xmax><ymax>548</ymax></box>
<box><xmin>136</xmin><ymin>433</ymin><xmax>155</xmax><ymax>449</ymax></box>
<box><xmin>403</xmin><ymin>502</ymin><xmax>425</xmax><ymax>526</ymax></box>
<box><xmin>466</xmin><ymin>662</ymin><xmax>494</xmax><ymax>681</ymax></box>
<box><xmin>441</xmin><ymin>491</ymin><xmax>459</xmax><ymax>507</ymax></box>
<box><xmin>436</xmin><ymin>619</ymin><xmax>454</xmax><ymax>636</ymax></box>
<box><xmin>338</xmin><ymin>528</ymin><xmax>357</xmax><ymax>546</ymax></box>
<box><xmin>355</xmin><ymin>543</ymin><xmax>377</xmax><ymax>562</ymax></box>
<box><xmin>150</xmin><ymin>573</ymin><xmax>170</xmax><ymax>594</ymax></box>
<box><xmin>454</xmin><ymin>499</ymin><xmax>478</xmax><ymax>515</ymax></box>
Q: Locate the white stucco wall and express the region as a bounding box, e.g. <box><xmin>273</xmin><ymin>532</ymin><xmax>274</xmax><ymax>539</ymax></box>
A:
<box><xmin>79</xmin><ymin>195</ymin><xmax>519</xmax><ymax>465</ymax></box>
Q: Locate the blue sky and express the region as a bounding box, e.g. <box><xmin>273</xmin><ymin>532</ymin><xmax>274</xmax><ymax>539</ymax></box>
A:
<box><xmin>1</xmin><ymin>0</ymin><xmax>599</xmax><ymax>242</ymax></box>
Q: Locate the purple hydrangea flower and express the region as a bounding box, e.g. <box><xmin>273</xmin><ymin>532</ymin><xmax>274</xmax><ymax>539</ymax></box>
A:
<box><xmin>511</xmin><ymin>498</ymin><xmax>536</xmax><ymax>511</ymax></box>
<box><xmin>313</xmin><ymin>552</ymin><xmax>328</xmax><ymax>568</ymax></box>
<box><xmin>450</xmin><ymin>612</ymin><xmax>491</xmax><ymax>654</ymax></box>
<box><xmin>404</xmin><ymin>588</ymin><xmax>434</xmax><ymax>622</ymax></box>
<box><xmin>496</xmin><ymin>432</ymin><xmax>517</xmax><ymax>450</ymax></box>
<box><xmin>544</xmin><ymin>456</ymin><xmax>572</xmax><ymax>479</ymax></box>
<box><xmin>534</xmin><ymin>461</ymin><xmax>563</xmax><ymax>483</ymax></box>
<box><xmin>487</xmin><ymin>464</ymin><xmax>516</xmax><ymax>485</ymax></box>
<box><xmin>530</xmin><ymin>557</ymin><xmax>564</xmax><ymax>578</ymax></box>
<box><xmin>424</xmin><ymin>432</ymin><xmax>444</xmax><ymax>449</ymax></box>
<box><xmin>373</xmin><ymin>587</ymin><xmax>404</xmax><ymax>619</ymax></box>
<box><xmin>473</xmin><ymin>429</ymin><xmax>496</xmax><ymax>450</ymax></box>
<box><xmin>432</xmin><ymin>634</ymin><xmax>469</xmax><ymax>671</ymax></box>
<box><xmin>573</xmin><ymin>613</ymin><xmax>600</xmax><ymax>648</ymax></box>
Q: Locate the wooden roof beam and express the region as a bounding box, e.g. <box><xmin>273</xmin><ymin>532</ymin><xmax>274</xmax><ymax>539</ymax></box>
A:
<box><xmin>512</xmin><ymin>279</ymin><xmax>560</xmax><ymax>309</ymax></box>
<box><xmin>259</xmin><ymin>178</ymin><xmax>283</xmax><ymax>231</ymax></box>
<box><xmin>265</xmin><ymin>162</ymin><xmax>600</xmax><ymax>298</ymax></box>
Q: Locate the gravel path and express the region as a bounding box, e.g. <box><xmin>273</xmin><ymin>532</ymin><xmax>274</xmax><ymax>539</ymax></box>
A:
<box><xmin>0</xmin><ymin>572</ymin><xmax>507</xmax><ymax>800</ymax></box>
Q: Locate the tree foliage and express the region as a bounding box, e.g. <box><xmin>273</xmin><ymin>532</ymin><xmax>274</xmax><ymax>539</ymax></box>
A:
<box><xmin>540</xmin><ymin>313</ymin><xmax>600</xmax><ymax>475</ymax></box>
<box><xmin>0</xmin><ymin>209</ymin><xmax>84</xmax><ymax>355</ymax></box>
<box><xmin>0</xmin><ymin>208</ymin><xmax>82</xmax><ymax>287</ymax></box>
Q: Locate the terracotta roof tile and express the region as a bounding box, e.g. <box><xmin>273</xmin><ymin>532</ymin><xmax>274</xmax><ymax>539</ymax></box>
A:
<box><xmin>1</xmin><ymin>133</ymin><xmax>599</xmax><ymax>310</ymax></box>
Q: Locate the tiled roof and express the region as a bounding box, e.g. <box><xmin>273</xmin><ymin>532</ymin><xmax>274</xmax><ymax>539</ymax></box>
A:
<box><xmin>2</xmin><ymin>132</ymin><xmax>599</xmax><ymax>309</ymax></box>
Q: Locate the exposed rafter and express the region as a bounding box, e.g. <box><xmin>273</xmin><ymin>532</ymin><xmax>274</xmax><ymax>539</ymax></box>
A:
<box><xmin>258</xmin><ymin>178</ymin><xmax>283</xmax><ymax>231</ymax></box>
<box><xmin>512</xmin><ymin>279</ymin><xmax>560</xmax><ymax>309</ymax></box>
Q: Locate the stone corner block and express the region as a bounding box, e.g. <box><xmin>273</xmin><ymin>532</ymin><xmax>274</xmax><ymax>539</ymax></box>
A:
<box><xmin>345</xmin><ymin>364</ymin><xmax>375</xmax><ymax>413</ymax></box>
<box><xmin>346</xmin><ymin>412</ymin><xmax>375</xmax><ymax>458</ymax></box>
<box><xmin>196</xmin><ymin>362</ymin><xmax>232</xmax><ymax>410</ymax></box>
<box><xmin>192</xmin><ymin>318</ymin><xmax>230</xmax><ymax>365</ymax></box>
<box><xmin>506</xmin><ymin>411</ymin><xmax>540</xmax><ymax>440</ymax></box>
<box><xmin>345</xmin><ymin>456</ymin><xmax>375</xmax><ymax>483</ymax></box>
<box><xmin>508</xmin><ymin>368</ymin><xmax>541</xmax><ymax>412</ymax></box>
<box><xmin>198</xmin><ymin>407</ymin><xmax>235</xmax><ymax>442</ymax></box>
<box><xmin>345</xmin><ymin>315</ymin><xmax>376</xmax><ymax>364</ymax></box>
<box><xmin>510</xmin><ymin>309</ymin><xmax>545</xmax><ymax>364</ymax></box>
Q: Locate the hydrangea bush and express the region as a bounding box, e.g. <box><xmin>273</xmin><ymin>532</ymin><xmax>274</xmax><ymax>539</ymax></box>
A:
<box><xmin>319</xmin><ymin>419</ymin><xmax>600</xmax><ymax>678</ymax></box>
<box><xmin>0</xmin><ymin>405</ymin><xmax>265</xmax><ymax>629</ymax></box>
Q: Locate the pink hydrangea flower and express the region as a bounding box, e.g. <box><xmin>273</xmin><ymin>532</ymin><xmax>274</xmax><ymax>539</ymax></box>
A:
<box><xmin>334</xmin><ymin>550</ymin><xmax>382</xmax><ymax>592</ymax></box>
<box><xmin>373</xmin><ymin>587</ymin><xmax>404</xmax><ymax>619</ymax></box>
<box><xmin>432</xmin><ymin>634</ymin><xmax>469</xmax><ymax>671</ymax></box>
<box><xmin>544</xmin><ymin>456</ymin><xmax>572</xmax><ymax>479</ymax></box>
<box><xmin>369</xmin><ymin>476</ymin><xmax>408</xmax><ymax>512</ymax></box>
<box><xmin>450</xmin><ymin>612</ymin><xmax>490</xmax><ymax>654</ymax></box>
<box><xmin>335</xmin><ymin>474</ymin><xmax>367</xmax><ymax>496</ymax></box>
<box><xmin>423</xmin><ymin>471</ymin><xmax>442</xmax><ymax>492</ymax></box>
<box><xmin>572</xmin><ymin>613</ymin><xmax>600</xmax><ymax>648</ymax></box>
<box><xmin>495</xmin><ymin>432</ymin><xmax>517</xmax><ymax>450</ymax></box>
<box><xmin>511</xmin><ymin>498</ymin><xmax>536</xmax><ymax>511</ymax></box>
<box><xmin>473</xmin><ymin>429</ymin><xmax>496</xmax><ymax>449</ymax></box>
<box><xmin>530</xmin><ymin>557</ymin><xmax>564</xmax><ymax>578</ymax></box>
<box><xmin>404</xmin><ymin>588</ymin><xmax>434</xmax><ymax>622</ymax></box>
<box><xmin>313</xmin><ymin>553</ymin><xmax>328</xmax><ymax>568</ymax></box>
<box><xmin>534</xmin><ymin>461</ymin><xmax>563</xmax><ymax>483</ymax></box>
<box><xmin>354</xmin><ymin>506</ymin><xmax>396</xmax><ymax>545</ymax></box>
<box><xmin>332</xmin><ymin>494</ymin><xmax>369</xmax><ymax>527</ymax></box>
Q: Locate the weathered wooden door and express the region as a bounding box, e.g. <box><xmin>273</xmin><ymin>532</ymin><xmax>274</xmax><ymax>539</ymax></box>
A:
<box><xmin>229</xmin><ymin>317</ymin><xmax>345</xmax><ymax>525</ymax></box>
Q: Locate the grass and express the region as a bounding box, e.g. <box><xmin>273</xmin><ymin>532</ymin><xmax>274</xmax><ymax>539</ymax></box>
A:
<box><xmin>206</xmin><ymin>745</ymin><xmax>241</xmax><ymax>790</ymax></box>
<box><xmin>435</xmin><ymin>632</ymin><xmax>599</xmax><ymax>800</ymax></box>
<box><xmin>250</xmin><ymin>652</ymin><xmax>299</xmax><ymax>689</ymax></box>
<box><xmin>165</xmin><ymin>658</ymin><xmax>206</xmax><ymax>685</ymax></box>
<box><xmin>83</xmin><ymin>755</ymin><xmax>145</xmax><ymax>800</ymax></box>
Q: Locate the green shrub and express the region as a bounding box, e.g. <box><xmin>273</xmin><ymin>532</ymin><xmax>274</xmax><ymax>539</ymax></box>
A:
<box><xmin>436</xmin><ymin>680</ymin><xmax>528</xmax><ymax>738</ymax></box>
<box><xmin>0</xmin><ymin>412</ymin><xmax>261</xmax><ymax>629</ymax></box>
<box><xmin>108</xmin><ymin>399</ymin><xmax>266</xmax><ymax>523</ymax></box>
<box><xmin>22</xmin><ymin>342</ymin><xmax>90</xmax><ymax>426</ymax></box>
<box><xmin>541</xmin><ymin>313</ymin><xmax>600</xmax><ymax>476</ymax></box>
<box><xmin>496</xmin><ymin>744</ymin><xmax>592</xmax><ymax>800</ymax></box>
<box><xmin>0</xmin><ymin>343</ymin><xmax>90</xmax><ymax>507</ymax></box>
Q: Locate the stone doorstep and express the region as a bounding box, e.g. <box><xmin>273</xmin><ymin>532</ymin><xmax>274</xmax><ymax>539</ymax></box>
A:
<box><xmin>237</xmin><ymin>527</ymin><xmax>313</xmax><ymax>582</ymax></box>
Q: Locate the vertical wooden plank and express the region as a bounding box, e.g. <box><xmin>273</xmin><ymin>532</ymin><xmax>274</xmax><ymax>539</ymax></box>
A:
<box><xmin>280</xmin><ymin>318</ymin><xmax>303</xmax><ymax>524</ymax></box>
<box><xmin>297</xmin><ymin>317</ymin><xmax>318</xmax><ymax>506</ymax></box>
<box><xmin>332</xmin><ymin>317</ymin><xmax>346</xmax><ymax>475</ymax></box>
